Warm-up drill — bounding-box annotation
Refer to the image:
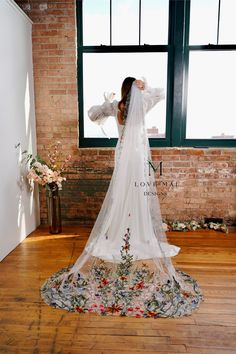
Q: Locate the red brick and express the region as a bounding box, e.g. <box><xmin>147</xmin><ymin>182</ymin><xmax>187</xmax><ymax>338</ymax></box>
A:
<box><xmin>41</xmin><ymin>44</ymin><xmax>58</xmax><ymax>50</ymax></box>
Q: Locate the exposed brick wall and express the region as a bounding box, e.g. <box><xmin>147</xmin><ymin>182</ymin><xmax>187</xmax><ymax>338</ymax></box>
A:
<box><xmin>16</xmin><ymin>0</ymin><xmax>236</xmax><ymax>226</ymax></box>
<box><xmin>16</xmin><ymin>0</ymin><xmax>78</xmax><ymax>156</ymax></box>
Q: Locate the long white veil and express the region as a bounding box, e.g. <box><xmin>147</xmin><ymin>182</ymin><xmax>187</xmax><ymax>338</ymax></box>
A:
<box><xmin>41</xmin><ymin>83</ymin><xmax>203</xmax><ymax>318</ymax></box>
<box><xmin>70</xmin><ymin>83</ymin><xmax>179</xmax><ymax>270</ymax></box>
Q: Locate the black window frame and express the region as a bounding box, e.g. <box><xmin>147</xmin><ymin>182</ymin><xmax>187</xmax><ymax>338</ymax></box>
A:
<box><xmin>76</xmin><ymin>0</ymin><xmax>236</xmax><ymax>148</ymax></box>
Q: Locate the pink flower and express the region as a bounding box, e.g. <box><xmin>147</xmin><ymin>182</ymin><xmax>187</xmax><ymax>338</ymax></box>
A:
<box><xmin>135</xmin><ymin>314</ymin><xmax>141</xmax><ymax>318</ymax></box>
<box><xmin>127</xmin><ymin>307</ymin><xmax>133</xmax><ymax>311</ymax></box>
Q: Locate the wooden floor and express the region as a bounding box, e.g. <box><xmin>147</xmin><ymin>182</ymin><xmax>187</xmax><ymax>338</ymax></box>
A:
<box><xmin>0</xmin><ymin>226</ymin><xmax>236</xmax><ymax>354</ymax></box>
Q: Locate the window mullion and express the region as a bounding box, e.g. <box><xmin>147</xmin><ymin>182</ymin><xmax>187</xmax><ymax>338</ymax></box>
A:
<box><xmin>139</xmin><ymin>0</ymin><xmax>141</xmax><ymax>45</ymax></box>
<box><xmin>110</xmin><ymin>0</ymin><xmax>112</xmax><ymax>46</ymax></box>
<box><xmin>76</xmin><ymin>0</ymin><xmax>83</xmax><ymax>46</ymax></box>
<box><xmin>217</xmin><ymin>0</ymin><xmax>221</xmax><ymax>44</ymax></box>
<box><xmin>170</xmin><ymin>0</ymin><xmax>190</xmax><ymax>147</ymax></box>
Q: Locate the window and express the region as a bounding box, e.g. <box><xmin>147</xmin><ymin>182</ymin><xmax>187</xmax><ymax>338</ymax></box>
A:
<box><xmin>77</xmin><ymin>0</ymin><xmax>236</xmax><ymax>147</ymax></box>
<box><xmin>189</xmin><ymin>0</ymin><xmax>219</xmax><ymax>45</ymax></box>
<box><xmin>83</xmin><ymin>0</ymin><xmax>110</xmax><ymax>45</ymax></box>
<box><xmin>78</xmin><ymin>0</ymin><xmax>170</xmax><ymax>147</ymax></box>
<box><xmin>185</xmin><ymin>0</ymin><xmax>236</xmax><ymax>145</ymax></box>
<box><xmin>189</xmin><ymin>0</ymin><xmax>236</xmax><ymax>45</ymax></box>
<box><xmin>186</xmin><ymin>51</ymin><xmax>236</xmax><ymax>140</ymax></box>
<box><xmin>82</xmin><ymin>0</ymin><xmax>169</xmax><ymax>46</ymax></box>
<box><xmin>83</xmin><ymin>53</ymin><xmax>167</xmax><ymax>139</ymax></box>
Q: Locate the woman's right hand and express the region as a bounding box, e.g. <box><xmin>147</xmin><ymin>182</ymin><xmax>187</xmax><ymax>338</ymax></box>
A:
<box><xmin>104</xmin><ymin>92</ymin><xmax>116</xmax><ymax>102</ymax></box>
<box><xmin>135</xmin><ymin>80</ymin><xmax>145</xmax><ymax>90</ymax></box>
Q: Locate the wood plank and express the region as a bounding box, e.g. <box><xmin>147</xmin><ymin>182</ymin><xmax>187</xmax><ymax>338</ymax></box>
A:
<box><xmin>0</xmin><ymin>227</ymin><xmax>236</xmax><ymax>353</ymax></box>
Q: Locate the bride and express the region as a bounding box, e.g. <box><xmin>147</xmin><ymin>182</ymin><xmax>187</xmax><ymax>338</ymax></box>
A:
<box><xmin>41</xmin><ymin>77</ymin><xmax>203</xmax><ymax>318</ymax></box>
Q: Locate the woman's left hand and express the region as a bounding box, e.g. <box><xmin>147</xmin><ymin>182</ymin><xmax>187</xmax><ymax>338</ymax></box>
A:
<box><xmin>135</xmin><ymin>80</ymin><xmax>145</xmax><ymax>90</ymax></box>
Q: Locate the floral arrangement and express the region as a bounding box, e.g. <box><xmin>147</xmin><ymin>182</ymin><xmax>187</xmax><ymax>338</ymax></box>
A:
<box><xmin>203</xmin><ymin>221</ymin><xmax>229</xmax><ymax>233</ymax></box>
<box><xmin>23</xmin><ymin>141</ymin><xmax>71</xmax><ymax>190</ymax></box>
<box><xmin>162</xmin><ymin>220</ymin><xmax>229</xmax><ymax>233</ymax></box>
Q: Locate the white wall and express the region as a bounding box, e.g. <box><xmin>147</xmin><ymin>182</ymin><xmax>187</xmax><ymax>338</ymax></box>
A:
<box><xmin>0</xmin><ymin>0</ymin><xmax>40</xmax><ymax>261</ymax></box>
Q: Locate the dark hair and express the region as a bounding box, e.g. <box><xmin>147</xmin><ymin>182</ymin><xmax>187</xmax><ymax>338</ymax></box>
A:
<box><xmin>118</xmin><ymin>77</ymin><xmax>136</xmax><ymax>113</ymax></box>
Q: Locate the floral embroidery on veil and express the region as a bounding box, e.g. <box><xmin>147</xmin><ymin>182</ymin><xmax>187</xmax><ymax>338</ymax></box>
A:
<box><xmin>41</xmin><ymin>228</ymin><xmax>203</xmax><ymax>318</ymax></box>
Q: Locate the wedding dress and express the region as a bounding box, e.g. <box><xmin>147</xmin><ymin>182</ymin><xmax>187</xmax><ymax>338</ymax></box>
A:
<box><xmin>41</xmin><ymin>82</ymin><xmax>203</xmax><ymax>318</ymax></box>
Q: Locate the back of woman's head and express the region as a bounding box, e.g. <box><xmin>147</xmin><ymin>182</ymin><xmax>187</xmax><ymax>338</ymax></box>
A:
<box><xmin>121</xmin><ymin>77</ymin><xmax>136</xmax><ymax>98</ymax></box>
<box><xmin>118</xmin><ymin>77</ymin><xmax>136</xmax><ymax>112</ymax></box>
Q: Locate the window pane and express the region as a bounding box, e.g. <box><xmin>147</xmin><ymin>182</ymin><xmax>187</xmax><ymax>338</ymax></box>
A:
<box><xmin>83</xmin><ymin>0</ymin><xmax>110</xmax><ymax>45</ymax></box>
<box><xmin>141</xmin><ymin>0</ymin><xmax>169</xmax><ymax>45</ymax></box>
<box><xmin>219</xmin><ymin>0</ymin><xmax>236</xmax><ymax>44</ymax></box>
<box><xmin>189</xmin><ymin>0</ymin><xmax>219</xmax><ymax>45</ymax></box>
<box><xmin>112</xmin><ymin>0</ymin><xmax>139</xmax><ymax>45</ymax></box>
<box><xmin>83</xmin><ymin>53</ymin><xmax>167</xmax><ymax>138</ymax></box>
<box><xmin>186</xmin><ymin>51</ymin><xmax>236</xmax><ymax>139</ymax></box>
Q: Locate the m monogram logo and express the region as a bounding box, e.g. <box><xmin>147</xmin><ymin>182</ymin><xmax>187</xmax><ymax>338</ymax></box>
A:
<box><xmin>148</xmin><ymin>160</ymin><xmax>163</xmax><ymax>176</ymax></box>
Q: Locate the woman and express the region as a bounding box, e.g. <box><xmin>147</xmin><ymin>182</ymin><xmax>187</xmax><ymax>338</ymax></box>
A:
<box><xmin>41</xmin><ymin>77</ymin><xmax>203</xmax><ymax>318</ymax></box>
<box><xmin>88</xmin><ymin>77</ymin><xmax>165</xmax><ymax>137</ymax></box>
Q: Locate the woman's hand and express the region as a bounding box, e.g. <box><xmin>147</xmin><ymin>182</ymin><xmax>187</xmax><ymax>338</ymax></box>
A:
<box><xmin>135</xmin><ymin>80</ymin><xmax>145</xmax><ymax>90</ymax></box>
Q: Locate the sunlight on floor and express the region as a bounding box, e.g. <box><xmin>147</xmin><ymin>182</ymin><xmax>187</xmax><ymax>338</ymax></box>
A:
<box><xmin>25</xmin><ymin>233</ymin><xmax>82</xmax><ymax>243</ymax></box>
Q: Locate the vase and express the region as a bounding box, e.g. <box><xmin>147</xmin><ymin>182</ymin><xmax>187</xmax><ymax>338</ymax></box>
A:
<box><xmin>47</xmin><ymin>183</ymin><xmax>62</xmax><ymax>234</ymax></box>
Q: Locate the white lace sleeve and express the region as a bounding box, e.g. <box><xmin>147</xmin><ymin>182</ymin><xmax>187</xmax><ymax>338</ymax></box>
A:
<box><xmin>142</xmin><ymin>81</ymin><xmax>165</xmax><ymax>113</ymax></box>
<box><xmin>88</xmin><ymin>99</ymin><xmax>118</xmax><ymax>126</ymax></box>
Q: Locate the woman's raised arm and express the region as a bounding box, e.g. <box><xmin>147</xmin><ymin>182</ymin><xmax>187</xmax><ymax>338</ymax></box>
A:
<box><xmin>88</xmin><ymin>93</ymin><xmax>117</xmax><ymax>126</ymax></box>
<box><xmin>142</xmin><ymin>80</ymin><xmax>165</xmax><ymax>113</ymax></box>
